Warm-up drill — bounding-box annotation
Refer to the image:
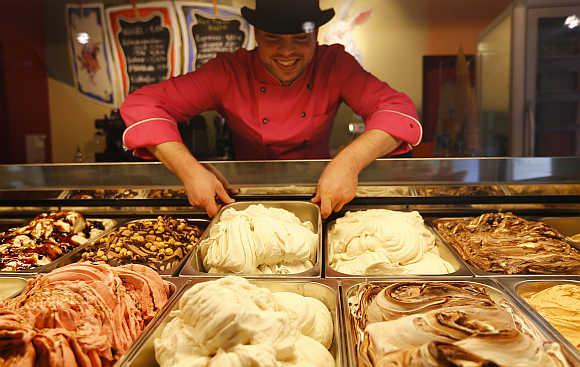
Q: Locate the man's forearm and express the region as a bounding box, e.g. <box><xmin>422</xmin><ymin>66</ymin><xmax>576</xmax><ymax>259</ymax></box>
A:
<box><xmin>333</xmin><ymin>130</ymin><xmax>401</xmax><ymax>173</ymax></box>
<box><xmin>147</xmin><ymin>142</ymin><xmax>204</xmax><ymax>183</ymax></box>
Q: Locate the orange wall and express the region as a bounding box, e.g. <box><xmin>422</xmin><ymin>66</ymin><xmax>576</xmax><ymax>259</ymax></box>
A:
<box><xmin>425</xmin><ymin>0</ymin><xmax>512</xmax><ymax>55</ymax></box>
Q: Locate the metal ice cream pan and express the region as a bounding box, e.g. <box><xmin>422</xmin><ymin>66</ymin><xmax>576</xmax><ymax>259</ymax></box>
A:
<box><xmin>496</xmin><ymin>277</ymin><xmax>580</xmax><ymax>362</ymax></box>
<box><xmin>429</xmin><ymin>216</ymin><xmax>580</xmax><ymax>277</ymax></box>
<box><xmin>341</xmin><ymin>278</ymin><xmax>577</xmax><ymax>367</ymax></box>
<box><xmin>0</xmin><ymin>217</ymin><xmax>120</xmax><ymax>274</ymax></box>
<box><xmin>0</xmin><ymin>274</ymin><xmax>36</xmax><ymax>300</ymax></box>
<box><xmin>120</xmin><ymin>278</ymin><xmax>345</xmax><ymax>367</ymax></box>
<box><xmin>324</xmin><ymin>213</ymin><xmax>472</xmax><ymax>278</ymax></box>
<box><xmin>57</xmin><ymin>218</ymin><xmax>208</xmax><ymax>276</ymax></box>
<box><xmin>180</xmin><ymin>201</ymin><xmax>323</xmax><ymax>278</ymax></box>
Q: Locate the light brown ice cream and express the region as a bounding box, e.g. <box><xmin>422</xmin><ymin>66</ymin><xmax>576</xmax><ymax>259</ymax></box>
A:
<box><xmin>523</xmin><ymin>284</ymin><xmax>580</xmax><ymax>349</ymax></box>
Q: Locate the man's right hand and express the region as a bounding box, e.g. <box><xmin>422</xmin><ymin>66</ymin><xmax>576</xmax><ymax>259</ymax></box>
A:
<box><xmin>147</xmin><ymin>141</ymin><xmax>235</xmax><ymax>217</ymax></box>
<box><xmin>183</xmin><ymin>164</ymin><xmax>234</xmax><ymax>217</ymax></box>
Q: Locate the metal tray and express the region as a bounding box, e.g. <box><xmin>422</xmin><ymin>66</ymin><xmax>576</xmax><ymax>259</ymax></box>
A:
<box><xmin>57</xmin><ymin>218</ymin><xmax>208</xmax><ymax>276</ymax></box>
<box><xmin>324</xmin><ymin>212</ymin><xmax>472</xmax><ymax>278</ymax></box>
<box><xmin>120</xmin><ymin>278</ymin><xmax>345</xmax><ymax>367</ymax></box>
<box><xmin>429</xmin><ymin>216</ymin><xmax>580</xmax><ymax>277</ymax></box>
<box><xmin>497</xmin><ymin>277</ymin><xmax>580</xmax><ymax>362</ymax></box>
<box><xmin>341</xmin><ymin>278</ymin><xmax>576</xmax><ymax>367</ymax></box>
<box><xmin>0</xmin><ymin>275</ymin><xmax>35</xmax><ymax>300</ymax></box>
<box><xmin>181</xmin><ymin>201</ymin><xmax>322</xmax><ymax>278</ymax></box>
<box><xmin>1</xmin><ymin>216</ymin><xmax>120</xmax><ymax>274</ymax></box>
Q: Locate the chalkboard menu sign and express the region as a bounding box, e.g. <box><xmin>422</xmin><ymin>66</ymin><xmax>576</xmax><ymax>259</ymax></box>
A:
<box><xmin>118</xmin><ymin>17</ymin><xmax>170</xmax><ymax>93</ymax></box>
<box><xmin>106</xmin><ymin>4</ymin><xmax>180</xmax><ymax>99</ymax></box>
<box><xmin>176</xmin><ymin>4</ymin><xmax>252</xmax><ymax>73</ymax></box>
<box><xmin>191</xmin><ymin>14</ymin><xmax>245</xmax><ymax>69</ymax></box>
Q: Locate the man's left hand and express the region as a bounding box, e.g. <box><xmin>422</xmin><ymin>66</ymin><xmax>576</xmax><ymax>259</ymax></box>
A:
<box><xmin>311</xmin><ymin>158</ymin><xmax>359</xmax><ymax>219</ymax></box>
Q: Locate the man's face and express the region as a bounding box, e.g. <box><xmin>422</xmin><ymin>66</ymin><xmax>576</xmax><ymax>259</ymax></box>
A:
<box><xmin>255</xmin><ymin>29</ymin><xmax>317</xmax><ymax>85</ymax></box>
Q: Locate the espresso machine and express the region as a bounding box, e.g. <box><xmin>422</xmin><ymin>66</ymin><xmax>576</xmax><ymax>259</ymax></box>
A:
<box><xmin>94</xmin><ymin>110</ymin><xmax>234</xmax><ymax>162</ymax></box>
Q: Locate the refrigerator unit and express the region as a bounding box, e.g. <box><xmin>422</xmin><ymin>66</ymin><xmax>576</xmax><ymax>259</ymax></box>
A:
<box><xmin>477</xmin><ymin>0</ymin><xmax>580</xmax><ymax>156</ymax></box>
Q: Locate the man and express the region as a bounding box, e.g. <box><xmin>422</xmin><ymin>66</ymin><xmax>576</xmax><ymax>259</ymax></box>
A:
<box><xmin>120</xmin><ymin>0</ymin><xmax>422</xmax><ymax>218</ymax></box>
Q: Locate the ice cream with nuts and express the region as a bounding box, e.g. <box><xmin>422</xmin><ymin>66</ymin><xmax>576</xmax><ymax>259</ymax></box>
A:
<box><xmin>328</xmin><ymin>209</ymin><xmax>455</xmax><ymax>275</ymax></box>
<box><xmin>0</xmin><ymin>211</ymin><xmax>115</xmax><ymax>271</ymax></box>
<box><xmin>68</xmin><ymin>189</ymin><xmax>141</xmax><ymax>199</ymax></box>
<box><xmin>154</xmin><ymin>276</ymin><xmax>334</xmax><ymax>367</ymax></box>
<box><xmin>200</xmin><ymin>204</ymin><xmax>318</xmax><ymax>274</ymax></box>
<box><xmin>80</xmin><ymin>216</ymin><xmax>203</xmax><ymax>273</ymax></box>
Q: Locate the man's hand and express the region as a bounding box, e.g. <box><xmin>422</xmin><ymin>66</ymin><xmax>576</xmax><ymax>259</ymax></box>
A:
<box><xmin>311</xmin><ymin>158</ymin><xmax>359</xmax><ymax>219</ymax></box>
<box><xmin>182</xmin><ymin>164</ymin><xmax>234</xmax><ymax>217</ymax></box>
<box><xmin>312</xmin><ymin>130</ymin><xmax>402</xmax><ymax>219</ymax></box>
<box><xmin>148</xmin><ymin>141</ymin><xmax>235</xmax><ymax>217</ymax></box>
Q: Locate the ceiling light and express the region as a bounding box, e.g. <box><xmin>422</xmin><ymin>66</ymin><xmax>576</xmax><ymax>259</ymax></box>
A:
<box><xmin>564</xmin><ymin>15</ymin><xmax>579</xmax><ymax>29</ymax></box>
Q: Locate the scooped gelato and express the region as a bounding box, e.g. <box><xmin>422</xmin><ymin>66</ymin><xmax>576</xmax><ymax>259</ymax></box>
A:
<box><xmin>200</xmin><ymin>204</ymin><xmax>318</xmax><ymax>274</ymax></box>
<box><xmin>433</xmin><ymin>212</ymin><xmax>580</xmax><ymax>274</ymax></box>
<box><xmin>523</xmin><ymin>284</ymin><xmax>580</xmax><ymax>349</ymax></box>
<box><xmin>0</xmin><ymin>211</ymin><xmax>115</xmax><ymax>271</ymax></box>
<box><xmin>329</xmin><ymin>210</ymin><xmax>455</xmax><ymax>275</ymax></box>
<box><xmin>154</xmin><ymin>276</ymin><xmax>334</xmax><ymax>367</ymax></box>
<box><xmin>0</xmin><ymin>263</ymin><xmax>170</xmax><ymax>366</ymax></box>
<box><xmin>349</xmin><ymin>282</ymin><xmax>569</xmax><ymax>366</ymax></box>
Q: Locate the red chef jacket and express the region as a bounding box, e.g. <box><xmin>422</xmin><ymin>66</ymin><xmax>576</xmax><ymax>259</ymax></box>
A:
<box><xmin>120</xmin><ymin>44</ymin><xmax>422</xmax><ymax>160</ymax></box>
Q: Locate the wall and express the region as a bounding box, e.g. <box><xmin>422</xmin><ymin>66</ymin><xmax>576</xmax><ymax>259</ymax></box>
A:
<box><xmin>44</xmin><ymin>0</ymin><xmax>512</xmax><ymax>162</ymax></box>
<box><xmin>0</xmin><ymin>0</ymin><xmax>51</xmax><ymax>163</ymax></box>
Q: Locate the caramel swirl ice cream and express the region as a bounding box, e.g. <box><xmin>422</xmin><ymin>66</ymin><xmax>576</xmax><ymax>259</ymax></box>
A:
<box><xmin>349</xmin><ymin>282</ymin><xmax>569</xmax><ymax>367</ymax></box>
<box><xmin>433</xmin><ymin>213</ymin><xmax>580</xmax><ymax>274</ymax></box>
<box><xmin>523</xmin><ymin>284</ymin><xmax>580</xmax><ymax>349</ymax></box>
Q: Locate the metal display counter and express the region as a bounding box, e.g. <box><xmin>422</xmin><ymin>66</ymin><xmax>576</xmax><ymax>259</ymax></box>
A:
<box><xmin>0</xmin><ymin>157</ymin><xmax>578</xmax><ymax>366</ymax></box>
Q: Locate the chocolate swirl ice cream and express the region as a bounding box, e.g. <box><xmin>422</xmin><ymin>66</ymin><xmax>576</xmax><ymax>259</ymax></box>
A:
<box><xmin>349</xmin><ymin>282</ymin><xmax>569</xmax><ymax>367</ymax></box>
<box><xmin>0</xmin><ymin>211</ymin><xmax>115</xmax><ymax>271</ymax></box>
<box><xmin>433</xmin><ymin>213</ymin><xmax>580</xmax><ymax>274</ymax></box>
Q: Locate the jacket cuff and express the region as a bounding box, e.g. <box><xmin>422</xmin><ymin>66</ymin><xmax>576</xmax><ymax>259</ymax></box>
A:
<box><xmin>365</xmin><ymin>109</ymin><xmax>423</xmax><ymax>147</ymax></box>
<box><xmin>122</xmin><ymin>118</ymin><xmax>183</xmax><ymax>160</ymax></box>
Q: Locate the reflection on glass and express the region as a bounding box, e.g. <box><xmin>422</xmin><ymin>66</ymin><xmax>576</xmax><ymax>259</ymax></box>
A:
<box><xmin>534</xmin><ymin>16</ymin><xmax>580</xmax><ymax>156</ymax></box>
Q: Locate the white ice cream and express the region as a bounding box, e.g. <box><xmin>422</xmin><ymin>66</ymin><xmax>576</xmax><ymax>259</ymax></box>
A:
<box><xmin>154</xmin><ymin>276</ymin><xmax>334</xmax><ymax>367</ymax></box>
<box><xmin>328</xmin><ymin>209</ymin><xmax>455</xmax><ymax>275</ymax></box>
<box><xmin>201</xmin><ymin>204</ymin><xmax>318</xmax><ymax>274</ymax></box>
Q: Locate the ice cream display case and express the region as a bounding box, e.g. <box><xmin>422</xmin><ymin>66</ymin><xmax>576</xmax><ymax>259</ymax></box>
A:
<box><xmin>0</xmin><ymin>157</ymin><xmax>579</xmax><ymax>366</ymax></box>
